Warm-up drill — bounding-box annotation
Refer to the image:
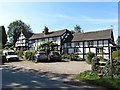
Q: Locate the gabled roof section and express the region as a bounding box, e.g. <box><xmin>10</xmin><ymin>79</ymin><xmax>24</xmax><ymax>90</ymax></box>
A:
<box><xmin>30</xmin><ymin>29</ymin><xmax>68</xmax><ymax>40</ymax></box>
<box><xmin>22</xmin><ymin>31</ymin><xmax>33</xmax><ymax>39</ymax></box>
<box><xmin>72</xmin><ymin>29</ymin><xmax>114</xmax><ymax>42</ymax></box>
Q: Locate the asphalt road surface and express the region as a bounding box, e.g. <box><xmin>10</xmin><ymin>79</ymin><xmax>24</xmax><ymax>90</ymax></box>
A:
<box><xmin>2</xmin><ymin>64</ymin><xmax>103</xmax><ymax>90</ymax></box>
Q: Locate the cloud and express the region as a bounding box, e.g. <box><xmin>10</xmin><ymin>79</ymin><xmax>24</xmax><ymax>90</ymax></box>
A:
<box><xmin>55</xmin><ymin>14</ymin><xmax>70</xmax><ymax>18</ymax></box>
<box><xmin>81</xmin><ymin>15</ymin><xmax>117</xmax><ymax>24</ymax></box>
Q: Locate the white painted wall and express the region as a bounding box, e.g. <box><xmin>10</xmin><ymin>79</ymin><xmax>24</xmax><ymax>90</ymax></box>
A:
<box><xmin>90</xmin><ymin>48</ymin><xmax>96</xmax><ymax>53</ymax></box>
<box><xmin>103</xmin><ymin>47</ymin><xmax>109</xmax><ymax>53</ymax></box>
<box><xmin>78</xmin><ymin>48</ymin><xmax>83</xmax><ymax>53</ymax></box>
<box><xmin>86</xmin><ymin>48</ymin><xmax>89</xmax><ymax>53</ymax></box>
<box><xmin>104</xmin><ymin>55</ymin><xmax>109</xmax><ymax>60</ymax></box>
<box><xmin>78</xmin><ymin>55</ymin><xmax>83</xmax><ymax>58</ymax></box>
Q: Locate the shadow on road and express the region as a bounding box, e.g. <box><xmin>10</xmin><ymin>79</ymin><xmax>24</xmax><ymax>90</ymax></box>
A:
<box><xmin>2</xmin><ymin>65</ymin><xmax>79</xmax><ymax>89</ymax></box>
<box><xmin>2</xmin><ymin>65</ymin><xmax>107</xmax><ymax>90</ymax></box>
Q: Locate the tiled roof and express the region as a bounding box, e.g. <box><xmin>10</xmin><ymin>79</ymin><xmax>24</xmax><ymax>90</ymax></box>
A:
<box><xmin>30</xmin><ymin>29</ymin><xmax>67</xmax><ymax>40</ymax></box>
<box><xmin>72</xmin><ymin>29</ymin><xmax>114</xmax><ymax>41</ymax></box>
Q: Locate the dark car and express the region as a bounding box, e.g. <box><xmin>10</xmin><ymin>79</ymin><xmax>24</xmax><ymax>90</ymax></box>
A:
<box><xmin>33</xmin><ymin>51</ymin><xmax>48</xmax><ymax>63</ymax></box>
<box><xmin>48</xmin><ymin>51</ymin><xmax>61</xmax><ymax>61</ymax></box>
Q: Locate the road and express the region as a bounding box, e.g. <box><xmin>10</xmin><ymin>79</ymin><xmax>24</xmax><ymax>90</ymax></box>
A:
<box><xmin>2</xmin><ymin>64</ymin><xmax>102</xmax><ymax>89</ymax></box>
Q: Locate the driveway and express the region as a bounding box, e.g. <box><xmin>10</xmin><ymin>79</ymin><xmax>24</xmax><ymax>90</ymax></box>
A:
<box><xmin>2</xmin><ymin>60</ymin><xmax>107</xmax><ymax>89</ymax></box>
<box><xmin>5</xmin><ymin>60</ymin><xmax>91</xmax><ymax>74</ymax></box>
<box><xmin>3</xmin><ymin>60</ymin><xmax>91</xmax><ymax>83</ymax></box>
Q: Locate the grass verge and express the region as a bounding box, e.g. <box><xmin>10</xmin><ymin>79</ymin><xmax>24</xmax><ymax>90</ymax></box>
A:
<box><xmin>76</xmin><ymin>70</ymin><xmax>120</xmax><ymax>90</ymax></box>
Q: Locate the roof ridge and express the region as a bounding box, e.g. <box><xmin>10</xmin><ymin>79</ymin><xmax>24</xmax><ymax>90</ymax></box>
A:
<box><xmin>73</xmin><ymin>28</ymin><xmax>112</xmax><ymax>35</ymax></box>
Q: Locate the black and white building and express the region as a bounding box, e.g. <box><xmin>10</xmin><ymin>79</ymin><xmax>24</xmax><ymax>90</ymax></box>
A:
<box><xmin>29</xmin><ymin>27</ymin><xmax>73</xmax><ymax>53</ymax></box>
<box><xmin>63</xmin><ymin>29</ymin><xmax>115</xmax><ymax>60</ymax></box>
<box><xmin>15</xmin><ymin>27</ymin><xmax>115</xmax><ymax>60</ymax></box>
<box><xmin>15</xmin><ymin>31</ymin><xmax>33</xmax><ymax>50</ymax></box>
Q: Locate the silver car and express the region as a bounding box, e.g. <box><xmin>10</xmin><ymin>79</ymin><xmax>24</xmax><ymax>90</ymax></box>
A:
<box><xmin>34</xmin><ymin>51</ymin><xmax>48</xmax><ymax>63</ymax></box>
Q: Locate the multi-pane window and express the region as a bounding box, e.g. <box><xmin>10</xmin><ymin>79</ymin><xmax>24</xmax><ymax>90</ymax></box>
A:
<box><xmin>41</xmin><ymin>38</ymin><xmax>45</xmax><ymax>41</ymax></box>
<box><xmin>53</xmin><ymin>37</ymin><xmax>57</xmax><ymax>41</ymax></box>
<box><xmin>76</xmin><ymin>42</ymin><xmax>79</xmax><ymax>46</ymax></box>
<box><xmin>89</xmin><ymin>41</ymin><xmax>94</xmax><ymax>46</ymax></box>
<box><xmin>98</xmin><ymin>40</ymin><xmax>103</xmax><ymax>45</ymax></box>
<box><xmin>94</xmin><ymin>41</ymin><xmax>97</xmax><ymax>45</ymax></box>
<box><xmin>67</xmin><ymin>43</ymin><xmax>71</xmax><ymax>47</ymax></box>
<box><xmin>74</xmin><ymin>48</ymin><xmax>78</xmax><ymax>52</ymax></box>
<box><xmin>84</xmin><ymin>42</ymin><xmax>88</xmax><ymax>47</ymax></box>
<box><xmin>96</xmin><ymin>47</ymin><xmax>103</xmax><ymax>53</ymax></box>
<box><xmin>104</xmin><ymin>40</ymin><xmax>108</xmax><ymax>46</ymax></box>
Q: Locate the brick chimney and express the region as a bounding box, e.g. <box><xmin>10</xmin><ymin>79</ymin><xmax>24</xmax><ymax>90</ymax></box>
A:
<box><xmin>44</xmin><ymin>26</ymin><xmax>49</xmax><ymax>35</ymax></box>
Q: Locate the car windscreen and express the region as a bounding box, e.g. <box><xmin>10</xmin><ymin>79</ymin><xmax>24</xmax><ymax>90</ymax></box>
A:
<box><xmin>8</xmin><ymin>52</ymin><xmax>16</xmax><ymax>55</ymax></box>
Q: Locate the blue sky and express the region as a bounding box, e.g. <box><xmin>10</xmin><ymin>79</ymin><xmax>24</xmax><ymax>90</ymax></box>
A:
<box><xmin>0</xmin><ymin>2</ymin><xmax>118</xmax><ymax>41</ymax></box>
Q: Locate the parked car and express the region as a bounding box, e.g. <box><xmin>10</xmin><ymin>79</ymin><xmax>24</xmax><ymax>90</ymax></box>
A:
<box><xmin>33</xmin><ymin>50</ymin><xmax>48</xmax><ymax>63</ymax></box>
<box><xmin>3</xmin><ymin>50</ymin><xmax>19</xmax><ymax>62</ymax></box>
<box><xmin>48</xmin><ymin>51</ymin><xmax>61</xmax><ymax>61</ymax></box>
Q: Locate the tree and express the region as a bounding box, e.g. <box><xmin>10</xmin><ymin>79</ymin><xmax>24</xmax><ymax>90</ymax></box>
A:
<box><xmin>86</xmin><ymin>52</ymin><xmax>95</xmax><ymax>64</ymax></box>
<box><xmin>38</xmin><ymin>41</ymin><xmax>58</xmax><ymax>54</ymax></box>
<box><xmin>0</xmin><ymin>26</ymin><xmax>7</xmax><ymax>48</ymax></box>
<box><xmin>7</xmin><ymin>20</ymin><xmax>32</xmax><ymax>45</ymax></box>
<box><xmin>74</xmin><ymin>24</ymin><xmax>82</xmax><ymax>33</ymax></box>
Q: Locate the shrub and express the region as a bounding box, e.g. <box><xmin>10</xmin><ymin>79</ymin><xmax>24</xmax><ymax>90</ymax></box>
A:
<box><xmin>16</xmin><ymin>48</ymin><xmax>24</xmax><ymax>58</ymax></box>
<box><xmin>61</xmin><ymin>54</ymin><xmax>71</xmax><ymax>59</ymax></box>
<box><xmin>23</xmin><ymin>50</ymin><xmax>36</xmax><ymax>60</ymax></box>
<box><xmin>112</xmin><ymin>50</ymin><xmax>120</xmax><ymax>60</ymax></box>
<box><xmin>76</xmin><ymin>57</ymin><xmax>84</xmax><ymax>61</ymax></box>
<box><xmin>86</xmin><ymin>52</ymin><xmax>95</xmax><ymax>64</ymax></box>
<box><xmin>70</xmin><ymin>54</ymin><xmax>79</xmax><ymax>61</ymax></box>
<box><xmin>76</xmin><ymin>70</ymin><xmax>120</xmax><ymax>90</ymax></box>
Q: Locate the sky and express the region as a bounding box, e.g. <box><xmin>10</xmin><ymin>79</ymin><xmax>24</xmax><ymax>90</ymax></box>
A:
<box><xmin>0</xmin><ymin>2</ymin><xmax>119</xmax><ymax>41</ymax></box>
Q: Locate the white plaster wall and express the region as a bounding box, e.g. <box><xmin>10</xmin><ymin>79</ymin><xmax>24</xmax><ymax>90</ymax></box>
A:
<box><xmin>78</xmin><ymin>55</ymin><xmax>83</xmax><ymax>58</ymax></box>
<box><xmin>78</xmin><ymin>48</ymin><xmax>83</xmax><ymax>53</ymax></box>
<box><xmin>90</xmin><ymin>48</ymin><xmax>96</xmax><ymax>53</ymax></box>
<box><xmin>104</xmin><ymin>55</ymin><xmax>109</xmax><ymax>60</ymax></box>
<box><xmin>86</xmin><ymin>48</ymin><xmax>89</xmax><ymax>53</ymax></box>
<box><xmin>103</xmin><ymin>47</ymin><xmax>109</xmax><ymax>53</ymax></box>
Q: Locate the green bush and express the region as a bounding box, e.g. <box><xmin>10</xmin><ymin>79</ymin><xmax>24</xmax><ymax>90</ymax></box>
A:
<box><xmin>76</xmin><ymin>57</ymin><xmax>84</xmax><ymax>61</ymax></box>
<box><xmin>112</xmin><ymin>50</ymin><xmax>120</xmax><ymax>60</ymax></box>
<box><xmin>62</xmin><ymin>54</ymin><xmax>83</xmax><ymax>61</ymax></box>
<box><xmin>76</xmin><ymin>70</ymin><xmax>99</xmax><ymax>80</ymax></box>
<box><xmin>61</xmin><ymin>54</ymin><xmax>71</xmax><ymax>59</ymax></box>
<box><xmin>23</xmin><ymin>50</ymin><xmax>36</xmax><ymax>60</ymax></box>
<box><xmin>86</xmin><ymin>52</ymin><xmax>95</xmax><ymax>64</ymax></box>
<box><xmin>16</xmin><ymin>48</ymin><xmax>24</xmax><ymax>58</ymax></box>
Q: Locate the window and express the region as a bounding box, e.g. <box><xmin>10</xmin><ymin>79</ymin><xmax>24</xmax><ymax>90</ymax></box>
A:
<box><xmin>76</xmin><ymin>42</ymin><xmax>79</xmax><ymax>46</ymax></box>
<box><xmin>84</xmin><ymin>42</ymin><xmax>88</xmax><ymax>47</ymax></box>
<box><xmin>98</xmin><ymin>40</ymin><xmax>103</xmax><ymax>45</ymax></box>
<box><xmin>74</xmin><ymin>48</ymin><xmax>78</xmax><ymax>52</ymax></box>
<box><xmin>53</xmin><ymin>37</ymin><xmax>57</xmax><ymax>41</ymax></box>
<box><xmin>89</xmin><ymin>41</ymin><xmax>94</xmax><ymax>46</ymax></box>
<box><xmin>104</xmin><ymin>40</ymin><xmax>108</xmax><ymax>45</ymax></box>
<box><xmin>94</xmin><ymin>41</ymin><xmax>97</xmax><ymax>45</ymax></box>
<box><xmin>97</xmin><ymin>47</ymin><xmax>103</xmax><ymax>53</ymax></box>
<box><xmin>41</xmin><ymin>38</ymin><xmax>45</xmax><ymax>41</ymax></box>
<box><xmin>67</xmin><ymin>43</ymin><xmax>71</xmax><ymax>47</ymax></box>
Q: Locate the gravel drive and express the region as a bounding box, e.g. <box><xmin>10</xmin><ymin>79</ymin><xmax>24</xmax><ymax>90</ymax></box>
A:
<box><xmin>4</xmin><ymin>60</ymin><xmax>91</xmax><ymax>75</ymax></box>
